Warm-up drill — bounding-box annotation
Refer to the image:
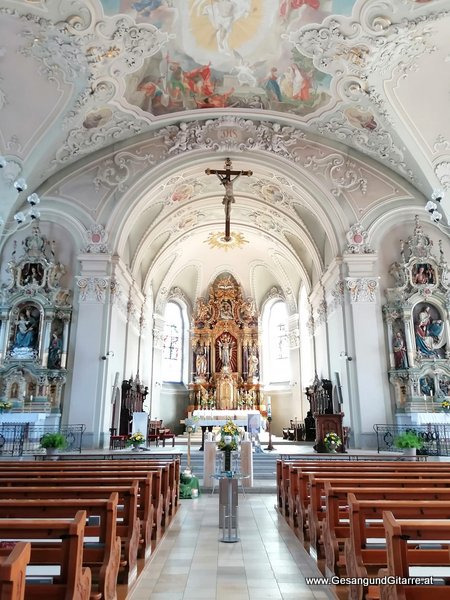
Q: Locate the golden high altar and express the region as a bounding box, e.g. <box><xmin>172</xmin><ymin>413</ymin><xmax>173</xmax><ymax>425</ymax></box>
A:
<box><xmin>189</xmin><ymin>274</ymin><xmax>262</xmax><ymax>412</ymax></box>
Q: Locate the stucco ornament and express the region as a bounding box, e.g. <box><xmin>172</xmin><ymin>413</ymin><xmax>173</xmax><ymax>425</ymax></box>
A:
<box><xmin>345</xmin><ymin>223</ymin><xmax>374</xmax><ymax>254</ymax></box>
<box><xmin>76</xmin><ymin>276</ymin><xmax>109</xmax><ymax>303</ymax></box>
<box><xmin>84</xmin><ymin>224</ymin><xmax>110</xmax><ymax>254</ymax></box>
<box><xmin>346</xmin><ymin>278</ymin><xmax>379</xmax><ymax>303</ymax></box>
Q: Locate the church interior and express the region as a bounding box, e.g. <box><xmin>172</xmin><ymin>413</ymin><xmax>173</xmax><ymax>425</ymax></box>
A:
<box><xmin>0</xmin><ymin>0</ymin><xmax>450</xmax><ymax>454</ymax></box>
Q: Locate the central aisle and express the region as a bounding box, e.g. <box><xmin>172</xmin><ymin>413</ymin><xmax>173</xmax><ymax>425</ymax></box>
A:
<box><xmin>128</xmin><ymin>494</ymin><xmax>335</xmax><ymax>600</ymax></box>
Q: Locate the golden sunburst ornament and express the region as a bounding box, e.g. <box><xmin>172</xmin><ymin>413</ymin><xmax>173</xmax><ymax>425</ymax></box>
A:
<box><xmin>205</xmin><ymin>232</ymin><xmax>249</xmax><ymax>251</ymax></box>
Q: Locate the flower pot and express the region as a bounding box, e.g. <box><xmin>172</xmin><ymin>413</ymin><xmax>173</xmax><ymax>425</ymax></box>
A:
<box><xmin>222</xmin><ymin>435</ymin><xmax>232</xmax><ymax>446</ymax></box>
<box><xmin>327</xmin><ymin>441</ymin><xmax>337</xmax><ymax>453</ymax></box>
<box><xmin>403</xmin><ymin>447</ymin><xmax>416</xmax><ymax>457</ymax></box>
<box><xmin>132</xmin><ymin>442</ymin><xmax>142</xmax><ymax>451</ymax></box>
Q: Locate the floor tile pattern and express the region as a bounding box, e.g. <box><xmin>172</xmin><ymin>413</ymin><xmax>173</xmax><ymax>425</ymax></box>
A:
<box><xmin>129</xmin><ymin>494</ymin><xmax>335</xmax><ymax>600</ymax></box>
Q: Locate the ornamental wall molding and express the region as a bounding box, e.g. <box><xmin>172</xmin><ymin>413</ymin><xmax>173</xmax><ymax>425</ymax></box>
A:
<box><xmin>285</xmin><ymin>8</ymin><xmax>442</xmax><ymax>80</ymax></box>
<box><xmin>88</xmin><ymin>116</ymin><xmax>404</xmax><ymax>208</ymax></box>
<box><xmin>345</xmin><ymin>223</ymin><xmax>374</xmax><ymax>255</ymax></box>
<box><xmin>159</xmin><ymin>117</ymin><xmax>304</xmax><ymax>160</ymax></box>
<box><xmin>282</xmin><ymin>9</ymin><xmax>443</xmax><ymax>182</ymax></box>
<box><xmin>314</xmin><ymin>112</ymin><xmax>412</xmax><ymax>180</ymax></box>
<box><xmin>302</xmin><ymin>153</ymin><xmax>368</xmax><ymax>197</ymax></box>
<box><xmin>328</xmin><ymin>280</ymin><xmax>345</xmax><ymax>315</ymax></box>
<box><xmin>9</xmin><ymin>7</ymin><xmax>167</xmax><ymax>169</ymax></box>
<box><xmin>435</xmin><ymin>161</ymin><xmax>450</xmax><ymax>191</ymax></box>
<box><xmin>264</xmin><ymin>286</ymin><xmax>285</xmax><ymax>304</ymax></box>
<box><xmin>109</xmin><ymin>278</ymin><xmax>127</xmax><ymax>316</ymax></box>
<box><xmin>84</xmin><ymin>224</ymin><xmax>110</xmax><ymax>254</ymax></box>
<box><xmin>314</xmin><ymin>299</ymin><xmax>328</xmax><ymax>329</ymax></box>
<box><xmin>346</xmin><ymin>277</ymin><xmax>379</xmax><ymax>303</ymax></box>
<box><xmin>76</xmin><ymin>276</ymin><xmax>109</xmax><ymax>303</ymax></box>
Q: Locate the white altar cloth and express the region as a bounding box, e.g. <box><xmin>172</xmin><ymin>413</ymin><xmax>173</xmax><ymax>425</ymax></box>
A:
<box><xmin>415</xmin><ymin>413</ymin><xmax>450</xmax><ymax>425</ymax></box>
<box><xmin>193</xmin><ymin>409</ymin><xmax>260</xmax><ymax>428</ymax></box>
<box><xmin>193</xmin><ymin>410</ymin><xmax>260</xmax><ymax>420</ymax></box>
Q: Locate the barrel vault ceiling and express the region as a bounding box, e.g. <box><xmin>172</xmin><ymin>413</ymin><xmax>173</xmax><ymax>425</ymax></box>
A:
<box><xmin>0</xmin><ymin>0</ymin><xmax>449</xmax><ymax>308</ymax></box>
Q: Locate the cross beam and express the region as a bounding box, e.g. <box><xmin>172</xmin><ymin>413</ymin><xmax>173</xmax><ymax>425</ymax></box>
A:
<box><xmin>206</xmin><ymin>158</ymin><xmax>253</xmax><ymax>241</ymax></box>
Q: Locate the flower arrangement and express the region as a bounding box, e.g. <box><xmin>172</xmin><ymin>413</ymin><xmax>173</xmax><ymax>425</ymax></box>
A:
<box><xmin>127</xmin><ymin>431</ymin><xmax>146</xmax><ymax>447</ymax></box>
<box><xmin>442</xmin><ymin>400</ymin><xmax>450</xmax><ymax>411</ymax></box>
<box><xmin>217</xmin><ymin>419</ymin><xmax>241</xmax><ymax>451</ymax></box>
<box><xmin>323</xmin><ymin>431</ymin><xmax>342</xmax><ymax>450</ymax></box>
<box><xmin>0</xmin><ymin>401</ymin><xmax>12</xmax><ymax>412</ymax></box>
<box><xmin>220</xmin><ymin>419</ymin><xmax>241</xmax><ymax>437</ymax></box>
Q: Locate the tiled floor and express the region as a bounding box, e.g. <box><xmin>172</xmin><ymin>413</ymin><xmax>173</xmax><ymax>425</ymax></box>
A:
<box><xmin>128</xmin><ymin>494</ymin><xmax>336</xmax><ymax>600</ymax></box>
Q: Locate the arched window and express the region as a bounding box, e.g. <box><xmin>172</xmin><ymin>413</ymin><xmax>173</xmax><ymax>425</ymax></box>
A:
<box><xmin>162</xmin><ymin>301</ymin><xmax>183</xmax><ymax>382</ymax></box>
<box><xmin>266</xmin><ymin>300</ymin><xmax>291</xmax><ymax>383</ymax></box>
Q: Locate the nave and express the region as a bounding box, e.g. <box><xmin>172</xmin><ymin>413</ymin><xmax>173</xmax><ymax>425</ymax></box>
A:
<box><xmin>128</xmin><ymin>493</ymin><xmax>333</xmax><ymax>600</ymax></box>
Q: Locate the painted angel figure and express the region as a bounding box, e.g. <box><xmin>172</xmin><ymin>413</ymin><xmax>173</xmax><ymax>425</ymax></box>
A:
<box><xmin>232</xmin><ymin>51</ymin><xmax>265</xmax><ymax>88</ymax></box>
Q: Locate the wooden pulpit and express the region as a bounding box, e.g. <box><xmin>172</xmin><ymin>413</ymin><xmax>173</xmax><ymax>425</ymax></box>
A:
<box><xmin>314</xmin><ymin>412</ymin><xmax>346</xmax><ymax>453</ymax></box>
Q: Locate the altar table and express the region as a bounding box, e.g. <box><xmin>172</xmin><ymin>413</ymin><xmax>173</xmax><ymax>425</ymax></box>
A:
<box><xmin>193</xmin><ymin>410</ymin><xmax>261</xmax><ymax>450</ymax></box>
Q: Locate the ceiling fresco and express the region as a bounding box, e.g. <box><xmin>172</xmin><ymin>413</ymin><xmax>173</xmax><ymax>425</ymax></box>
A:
<box><xmin>102</xmin><ymin>0</ymin><xmax>361</xmax><ymax>117</ymax></box>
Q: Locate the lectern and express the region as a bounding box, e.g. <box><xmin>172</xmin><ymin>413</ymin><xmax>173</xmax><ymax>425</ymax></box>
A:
<box><xmin>314</xmin><ymin>412</ymin><xmax>346</xmax><ymax>453</ymax></box>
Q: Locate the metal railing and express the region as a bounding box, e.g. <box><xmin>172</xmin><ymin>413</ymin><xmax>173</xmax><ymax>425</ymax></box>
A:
<box><xmin>374</xmin><ymin>423</ymin><xmax>450</xmax><ymax>456</ymax></box>
<box><xmin>0</xmin><ymin>424</ymin><xmax>86</xmax><ymax>456</ymax></box>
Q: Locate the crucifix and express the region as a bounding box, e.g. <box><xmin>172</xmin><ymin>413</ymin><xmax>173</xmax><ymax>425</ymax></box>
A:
<box><xmin>205</xmin><ymin>157</ymin><xmax>253</xmax><ymax>241</ymax></box>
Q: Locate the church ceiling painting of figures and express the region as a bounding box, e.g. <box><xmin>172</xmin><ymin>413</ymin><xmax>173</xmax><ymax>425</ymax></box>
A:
<box><xmin>100</xmin><ymin>0</ymin><xmax>358</xmax><ymax>118</ymax></box>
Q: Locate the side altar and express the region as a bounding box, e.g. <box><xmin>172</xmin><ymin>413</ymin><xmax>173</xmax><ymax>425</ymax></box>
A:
<box><xmin>384</xmin><ymin>217</ymin><xmax>450</xmax><ymax>418</ymax></box>
<box><xmin>0</xmin><ymin>225</ymin><xmax>72</xmax><ymax>418</ymax></box>
<box><xmin>189</xmin><ymin>273</ymin><xmax>263</xmax><ymax>412</ymax></box>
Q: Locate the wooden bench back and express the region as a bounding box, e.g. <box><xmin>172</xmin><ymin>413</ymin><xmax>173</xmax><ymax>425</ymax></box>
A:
<box><xmin>0</xmin><ymin>496</ymin><xmax>120</xmax><ymax>600</ymax></box>
<box><xmin>0</xmin><ymin>542</ymin><xmax>31</xmax><ymax>600</ymax></box>
<box><xmin>0</xmin><ymin>511</ymin><xmax>92</xmax><ymax>600</ymax></box>
<box><xmin>0</xmin><ymin>483</ymin><xmax>139</xmax><ymax>587</ymax></box>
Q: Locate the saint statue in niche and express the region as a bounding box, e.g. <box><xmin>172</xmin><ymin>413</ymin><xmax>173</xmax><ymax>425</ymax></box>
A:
<box><xmin>414</xmin><ymin>304</ymin><xmax>445</xmax><ymax>358</ymax></box>
<box><xmin>195</xmin><ymin>343</ymin><xmax>207</xmax><ymax>376</ymax></box>
<box><xmin>392</xmin><ymin>331</ymin><xmax>408</xmax><ymax>369</ymax></box>
<box><xmin>48</xmin><ymin>332</ymin><xmax>63</xmax><ymax>369</ymax></box>
<box><xmin>218</xmin><ymin>333</ymin><xmax>235</xmax><ymax>371</ymax></box>
<box><xmin>248</xmin><ymin>345</ymin><xmax>259</xmax><ymax>378</ymax></box>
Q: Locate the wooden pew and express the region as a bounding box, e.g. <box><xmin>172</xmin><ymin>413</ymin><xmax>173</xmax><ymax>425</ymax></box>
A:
<box><xmin>323</xmin><ymin>485</ymin><xmax>450</xmax><ymax>578</ymax></box>
<box><xmin>307</xmin><ymin>475</ymin><xmax>450</xmax><ymax>560</ymax></box>
<box><xmin>0</xmin><ymin>542</ymin><xmax>31</xmax><ymax>600</ymax></box>
<box><xmin>0</xmin><ymin>458</ymin><xmax>181</xmax><ymax>513</ymax></box>
<box><xmin>281</xmin><ymin>461</ymin><xmax>450</xmax><ymax>535</ymax></box>
<box><xmin>0</xmin><ymin>484</ymin><xmax>139</xmax><ymax>587</ymax></box>
<box><xmin>380</xmin><ymin>512</ymin><xmax>450</xmax><ymax>600</ymax></box>
<box><xmin>0</xmin><ymin>460</ymin><xmax>179</xmax><ymax>541</ymax></box>
<box><xmin>342</xmin><ymin>493</ymin><xmax>450</xmax><ymax>600</ymax></box>
<box><xmin>0</xmin><ymin>511</ymin><xmax>92</xmax><ymax>600</ymax></box>
<box><xmin>0</xmin><ymin>472</ymin><xmax>156</xmax><ymax>558</ymax></box>
<box><xmin>0</xmin><ymin>496</ymin><xmax>121</xmax><ymax>600</ymax></box>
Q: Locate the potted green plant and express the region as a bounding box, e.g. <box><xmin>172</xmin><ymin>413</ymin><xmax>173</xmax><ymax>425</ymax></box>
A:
<box><xmin>394</xmin><ymin>431</ymin><xmax>424</xmax><ymax>457</ymax></box>
<box><xmin>39</xmin><ymin>432</ymin><xmax>67</xmax><ymax>455</ymax></box>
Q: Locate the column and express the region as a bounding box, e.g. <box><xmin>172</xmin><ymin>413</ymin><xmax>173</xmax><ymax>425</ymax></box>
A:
<box><xmin>66</xmin><ymin>253</ymin><xmax>112</xmax><ymax>448</ymax></box>
<box><xmin>344</xmin><ymin>254</ymin><xmax>391</xmax><ymax>448</ymax></box>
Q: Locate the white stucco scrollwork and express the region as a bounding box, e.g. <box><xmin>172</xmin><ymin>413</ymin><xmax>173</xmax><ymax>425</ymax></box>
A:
<box><xmin>435</xmin><ymin>161</ymin><xmax>450</xmax><ymax>191</ymax></box>
<box><xmin>84</xmin><ymin>224</ymin><xmax>110</xmax><ymax>254</ymax></box>
<box><xmin>328</xmin><ymin>280</ymin><xmax>345</xmax><ymax>315</ymax></box>
<box><xmin>345</xmin><ymin>223</ymin><xmax>374</xmax><ymax>254</ymax></box>
<box><xmin>346</xmin><ymin>277</ymin><xmax>379</xmax><ymax>303</ymax></box>
<box><xmin>159</xmin><ymin>117</ymin><xmax>304</xmax><ymax>161</ymax></box>
<box><xmin>76</xmin><ymin>276</ymin><xmax>109</xmax><ymax>303</ymax></box>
